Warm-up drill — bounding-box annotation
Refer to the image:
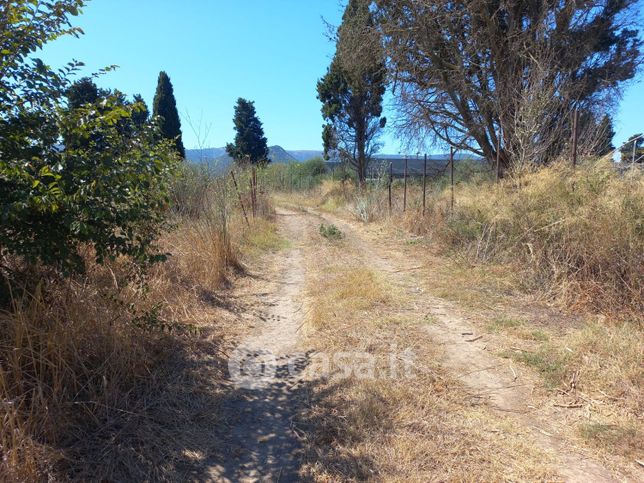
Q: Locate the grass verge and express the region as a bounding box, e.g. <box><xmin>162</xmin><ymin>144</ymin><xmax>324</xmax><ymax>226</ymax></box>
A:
<box><xmin>0</xmin><ymin>178</ymin><xmax>279</xmax><ymax>480</ymax></box>
<box><xmin>298</xmin><ymin>244</ymin><xmax>554</xmax><ymax>480</ymax></box>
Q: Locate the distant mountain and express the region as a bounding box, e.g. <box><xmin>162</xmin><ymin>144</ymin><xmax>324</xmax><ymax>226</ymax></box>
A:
<box><xmin>185</xmin><ymin>147</ymin><xmax>227</xmax><ymax>164</ymax></box>
<box><xmin>185</xmin><ymin>146</ymin><xmax>481</xmax><ymax>172</ymax></box>
<box><xmin>268</xmin><ymin>146</ymin><xmax>298</xmax><ymax>163</ymax></box>
<box><xmin>288</xmin><ymin>150</ymin><xmax>324</xmax><ymax>162</ymax></box>
<box><xmin>185</xmin><ymin>145</ymin><xmax>299</xmax><ymax>167</ymax></box>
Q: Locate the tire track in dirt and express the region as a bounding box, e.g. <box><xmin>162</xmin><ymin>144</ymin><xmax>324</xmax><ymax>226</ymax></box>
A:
<box><xmin>206</xmin><ymin>209</ymin><xmax>313</xmax><ymax>482</ymax></box>
<box><xmin>306</xmin><ymin>207</ymin><xmax>621</xmax><ymax>483</ymax></box>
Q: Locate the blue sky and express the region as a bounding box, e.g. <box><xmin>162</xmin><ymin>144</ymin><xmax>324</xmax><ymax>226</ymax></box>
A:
<box><xmin>40</xmin><ymin>0</ymin><xmax>643</xmax><ymax>153</ymax></box>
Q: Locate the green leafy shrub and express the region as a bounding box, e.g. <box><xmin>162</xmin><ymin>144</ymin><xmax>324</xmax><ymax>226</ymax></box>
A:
<box><xmin>0</xmin><ymin>1</ymin><xmax>178</xmax><ymax>274</ymax></box>
<box><xmin>262</xmin><ymin>157</ymin><xmax>328</xmax><ymax>191</ymax></box>
<box><xmin>319</xmin><ymin>223</ymin><xmax>343</xmax><ymax>240</ymax></box>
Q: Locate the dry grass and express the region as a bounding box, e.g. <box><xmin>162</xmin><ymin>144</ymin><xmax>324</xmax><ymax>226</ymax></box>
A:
<box><xmin>0</xmin><ymin>171</ymin><xmax>278</xmax><ymax>481</ymax></box>
<box><xmin>0</xmin><ymin>256</ymin><xmax>211</xmax><ymax>481</ymax></box>
<box><xmin>490</xmin><ymin>317</ymin><xmax>644</xmax><ymax>464</ymax></box>
<box><xmin>410</xmin><ymin>160</ymin><xmax>643</xmax><ymax>318</ymax></box>
<box><xmin>240</xmin><ymin>217</ymin><xmax>290</xmax><ymax>257</ymax></box>
<box><xmin>298</xmin><ymin>246</ymin><xmax>555</xmax><ymax>480</ymax></box>
<box><xmin>291</xmin><ymin>161</ymin><xmax>643</xmax><ymax>319</ymax></box>
<box><xmin>279</xmin><ymin>163</ymin><xmax>643</xmax><ymax>474</ymax></box>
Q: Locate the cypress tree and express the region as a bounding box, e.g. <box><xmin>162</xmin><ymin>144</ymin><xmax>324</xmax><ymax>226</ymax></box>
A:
<box><xmin>152</xmin><ymin>71</ymin><xmax>185</xmax><ymax>158</ymax></box>
<box><xmin>225</xmin><ymin>98</ymin><xmax>269</xmax><ymax>165</ymax></box>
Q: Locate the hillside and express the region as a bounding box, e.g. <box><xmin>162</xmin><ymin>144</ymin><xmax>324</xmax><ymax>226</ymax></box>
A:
<box><xmin>185</xmin><ymin>145</ymin><xmax>300</xmax><ymax>167</ymax></box>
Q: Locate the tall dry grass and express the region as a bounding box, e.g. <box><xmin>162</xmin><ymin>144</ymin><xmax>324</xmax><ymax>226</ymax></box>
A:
<box><xmin>413</xmin><ymin>160</ymin><xmax>643</xmax><ymax>316</ymax></box>
<box><xmin>0</xmin><ymin>165</ymin><xmax>273</xmax><ymax>480</ymax></box>
<box><xmin>310</xmin><ymin>160</ymin><xmax>642</xmax><ymax>317</ymax></box>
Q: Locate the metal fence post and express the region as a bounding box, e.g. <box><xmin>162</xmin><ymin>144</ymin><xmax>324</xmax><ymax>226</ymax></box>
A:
<box><xmin>422</xmin><ymin>153</ymin><xmax>427</xmax><ymax>215</ymax></box>
<box><xmin>572</xmin><ymin>108</ymin><xmax>579</xmax><ymax>168</ymax></box>
<box><xmin>450</xmin><ymin>147</ymin><xmax>455</xmax><ymax>212</ymax></box>
<box><xmin>388</xmin><ymin>162</ymin><xmax>393</xmax><ymax>216</ymax></box>
<box><xmin>403</xmin><ymin>156</ymin><xmax>408</xmax><ymax>212</ymax></box>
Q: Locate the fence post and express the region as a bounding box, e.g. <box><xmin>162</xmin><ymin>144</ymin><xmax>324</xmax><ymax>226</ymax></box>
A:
<box><xmin>633</xmin><ymin>136</ymin><xmax>638</xmax><ymax>165</ymax></box>
<box><xmin>403</xmin><ymin>156</ymin><xmax>408</xmax><ymax>212</ymax></box>
<box><xmin>388</xmin><ymin>161</ymin><xmax>392</xmax><ymax>216</ymax></box>
<box><xmin>422</xmin><ymin>153</ymin><xmax>427</xmax><ymax>215</ymax></box>
<box><xmin>450</xmin><ymin>147</ymin><xmax>455</xmax><ymax>212</ymax></box>
<box><xmin>254</xmin><ymin>167</ymin><xmax>259</xmax><ymax>214</ymax></box>
<box><xmin>230</xmin><ymin>170</ymin><xmax>250</xmax><ymax>227</ymax></box>
<box><xmin>250</xmin><ymin>166</ymin><xmax>257</xmax><ymax>218</ymax></box>
<box><xmin>496</xmin><ymin>128</ymin><xmax>502</xmax><ymax>183</ymax></box>
<box><xmin>572</xmin><ymin>108</ymin><xmax>579</xmax><ymax>168</ymax></box>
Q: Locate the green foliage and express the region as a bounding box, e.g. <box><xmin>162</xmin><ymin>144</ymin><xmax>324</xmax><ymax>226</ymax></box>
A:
<box><xmin>296</xmin><ymin>156</ymin><xmax>327</xmax><ymax>177</ymax></box>
<box><xmin>0</xmin><ymin>0</ymin><xmax>179</xmax><ymax>274</ymax></box>
<box><xmin>66</xmin><ymin>76</ymin><xmax>107</xmax><ymax>108</ymax></box>
<box><xmin>503</xmin><ymin>346</ymin><xmax>569</xmax><ymax>389</ymax></box>
<box><xmin>319</xmin><ymin>223</ymin><xmax>343</xmax><ymax>240</ymax></box>
<box><xmin>226</xmin><ymin>98</ymin><xmax>269</xmax><ymax>165</ymax></box>
<box><xmin>262</xmin><ymin>157</ymin><xmax>328</xmax><ymax>191</ymax></box>
<box><xmin>620</xmin><ymin>133</ymin><xmax>644</xmax><ymax>163</ymax></box>
<box><xmin>0</xmin><ymin>1</ymin><xmax>85</xmax><ymax>109</ymax></box>
<box><xmin>317</xmin><ymin>0</ymin><xmax>386</xmax><ymax>183</ymax></box>
<box><xmin>132</xmin><ymin>93</ymin><xmax>150</xmax><ymax>128</ymax></box>
<box><xmin>153</xmin><ymin>71</ymin><xmax>185</xmax><ymax>158</ymax></box>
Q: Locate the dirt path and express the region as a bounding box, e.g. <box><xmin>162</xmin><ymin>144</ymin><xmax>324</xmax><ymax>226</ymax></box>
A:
<box><xmin>207</xmin><ymin>205</ymin><xmax>622</xmax><ymax>482</ymax></box>
<box><xmin>207</xmin><ymin>209</ymin><xmax>311</xmax><ymax>482</ymax></box>
<box><xmin>304</xmin><ymin>207</ymin><xmax>621</xmax><ymax>482</ymax></box>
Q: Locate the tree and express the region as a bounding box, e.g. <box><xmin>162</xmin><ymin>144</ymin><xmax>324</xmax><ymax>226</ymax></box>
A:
<box><xmin>0</xmin><ymin>1</ymin><xmax>178</xmax><ymax>273</ymax></box>
<box><xmin>67</xmin><ymin>77</ymin><xmax>108</xmax><ymax>108</ymax></box>
<box><xmin>593</xmin><ymin>115</ymin><xmax>616</xmax><ymax>157</ymax></box>
<box><xmin>132</xmin><ymin>93</ymin><xmax>149</xmax><ymax>128</ymax></box>
<box><xmin>376</xmin><ymin>0</ymin><xmax>642</xmax><ymax>171</ymax></box>
<box><xmin>153</xmin><ymin>71</ymin><xmax>185</xmax><ymax>158</ymax></box>
<box><xmin>225</xmin><ymin>98</ymin><xmax>269</xmax><ymax>165</ymax></box>
<box><xmin>65</xmin><ymin>80</ymin><xmax>149</xmax><ymax>149</ymax></box>
<box><xmin>620</xmin><ymin>134</ymin><xmax>644</xmax><ymax>163</ymax></box>
<box><xmin>317</xmin><ymin>0</ymin><xmax>387</xmax><ymax>186</ymax></box>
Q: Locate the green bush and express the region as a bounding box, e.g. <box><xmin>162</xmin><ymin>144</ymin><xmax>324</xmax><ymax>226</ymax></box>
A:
<box><xmin>262</xmin><ymin>157</ymin><xmax>329</xmax><ymax>191</ymax></box>
<box><xmin>0</xmin><ymin>0</ymin><xmax>178</xmax><ymax>273</ymax></box>
<box><xmin>319</xmin><ymin>223</ymin><xmax>343</xmax><ymax>240</ymax></box>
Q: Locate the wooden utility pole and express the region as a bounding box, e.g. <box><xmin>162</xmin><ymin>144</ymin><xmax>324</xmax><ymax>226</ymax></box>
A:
<box><xmin>422</xmin><ymin>154</ymin><xmax>427</xmax><ymax>215</ymax></box>
<box><xmin>572</xmin><ymin>108</ymin><xmax>579</xmax><ymax>168</ymax></box>
<box><xmin>403</xmin><ymin>156</ymin><xmax>408</xmax><ymax>212</ymax></box>
<box><xmin>450</xmin><ymin>147</ymin><xmax>455</xmax><ymax>211</ymax></box>
<box><xmin>230</xmin><ymin>170</ymin><xmax>250</xmax><ymax>227</ymax></box>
